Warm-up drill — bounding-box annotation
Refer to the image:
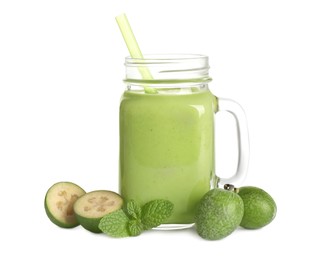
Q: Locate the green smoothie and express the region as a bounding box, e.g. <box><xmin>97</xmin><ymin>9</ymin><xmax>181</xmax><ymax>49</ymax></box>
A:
<box><xmin>119</xmin><ymin>88</ymin><xmax>216</xmax><ymax>224</ymax></box>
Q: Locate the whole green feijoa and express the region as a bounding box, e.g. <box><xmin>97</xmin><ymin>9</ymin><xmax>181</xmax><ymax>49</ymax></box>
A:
<box><xmin>238</xmin><ymin>186</ymin><xmax>277</xmax><ymax>229</ymax></box>
<box><xmin>194</xmin><ymin>188</ymin><xmax>244</xmax><ymax>240</ymax></box>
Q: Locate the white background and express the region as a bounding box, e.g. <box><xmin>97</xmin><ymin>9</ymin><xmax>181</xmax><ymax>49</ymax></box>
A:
<box><xmin>1</xmin><ymin>0</ymin><xmax>333</xmax><ymax>259</ymax></box>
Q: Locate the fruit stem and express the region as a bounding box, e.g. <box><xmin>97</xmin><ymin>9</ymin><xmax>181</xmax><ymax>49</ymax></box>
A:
<box><xmin>224</xmin><ymin>184</ymin><xmax>239</xmax><ymax>193</ymax></box>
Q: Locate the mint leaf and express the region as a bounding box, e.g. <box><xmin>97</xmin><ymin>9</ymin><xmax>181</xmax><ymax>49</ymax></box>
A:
<box><xmin>98</xmin><ymin>209</ymin><xmax>130</xmax><ymax>238</ymax></box>
<box><xmin>99</xmin><ymin>199</ymin><xmax>174</xmax><ymax>238</ymax></box>
<box><xmin>141</xmin><ymin>199</ymin><xmax>174</xmax><ymax>230</ymax></box>
<box><xmin>128</xmin><ymin>219</ymin><xmax>143</xmax><ymax>236</ymax></box>
<box><xmin>126</xmin><ymin>200</ymin><xmax>141</xmax><ymax>220</ymax></box>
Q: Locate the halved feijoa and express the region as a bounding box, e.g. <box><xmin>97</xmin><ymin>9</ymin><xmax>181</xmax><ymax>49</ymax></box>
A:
<box><xmin>73</xmin><ymin>190</ymin><xmax>123</xmax><ymax>233</ymax></box>
<box><xmin>44</xmin><ymin>182</ymin><xmax>86</xmax><ymax>228</ymax></box>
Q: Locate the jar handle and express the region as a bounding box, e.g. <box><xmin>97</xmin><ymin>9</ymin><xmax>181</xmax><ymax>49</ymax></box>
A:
<box><xmin>215</xmin><ymin>97</ymin><xmax>250</xmax><ymax>186</ymax></box>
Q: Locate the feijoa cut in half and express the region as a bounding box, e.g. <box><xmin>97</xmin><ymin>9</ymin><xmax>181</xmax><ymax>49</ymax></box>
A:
<box><xmin>238</xmin><ymin>186</ymin><xmax>277</xmax><ymax>229</ymax></box>
<box><xmin>44</xmin><ymin>181</ymin><xmax>86</xmax><ymax>228</ymax></box>
<box><xmin>73</xmin><ymin>190</ymin><xmax>123</xmax><ymax>233</ymax></box>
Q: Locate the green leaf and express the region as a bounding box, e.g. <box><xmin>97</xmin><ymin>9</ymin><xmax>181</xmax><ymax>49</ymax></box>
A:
<box><xmin>98</xmin><ymin>209</ymin><xmax>130</xmax><ymax>238</ymax></box>
<box><xmin>126</xmin><ymin>200</ymin><xmax>142</xmax><ymax>220</ymax></box>
<box><xmin>141</xmin><ymin>199</ymin><xmax>174</xmax><ymax>230</ymax></box>
<box><xmin>128</xmin><ymin>219</ymin><xmax>143</xmax><ymax>236</ymax></box>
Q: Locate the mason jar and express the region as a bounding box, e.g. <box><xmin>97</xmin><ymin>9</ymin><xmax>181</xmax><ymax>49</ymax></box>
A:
<box><xmin>119</xmin><ymin>54</ymin><xmax>249</xmax><ymax>229</ymax></box>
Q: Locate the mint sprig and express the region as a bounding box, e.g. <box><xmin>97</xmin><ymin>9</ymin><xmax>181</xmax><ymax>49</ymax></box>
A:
<box><xmin>98</xmin><ymin>199</ymin><xmax>173</xmax><ymax>238</ymax></box>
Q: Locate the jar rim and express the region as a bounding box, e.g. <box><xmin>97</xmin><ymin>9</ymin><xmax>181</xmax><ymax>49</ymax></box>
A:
<box><xmin>124</xmin><ymin>53</ymin><xmax>210</xmax><ymax>84</ymax></box>
<box><xmin>125</xmin><ymin>53</ymin><xmax>208</xmax><ymax>63</ymax></box>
